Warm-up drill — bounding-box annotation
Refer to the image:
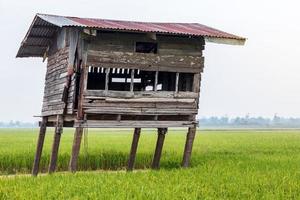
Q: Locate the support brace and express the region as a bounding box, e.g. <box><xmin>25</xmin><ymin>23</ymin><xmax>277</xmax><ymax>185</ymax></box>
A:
<box><xmin>127</xmin><ymin>128</ymin><xmax>141</xmax><ymax>171</ymax></box>
<box><xmin>32</xmin><ymin>117</ymin><xmax>48</xmax><ymax>176</ymax></box>
<box><xmin>69</xmin><ymin>126</ymin><xmax>84</xmax><ymax>172</ymax></box>
<box><xmin>151</xmin><ymin>128</ymin><xmax>167</xmax><ymax>169</ymax></box>
<box><xmin>182</xmin><ymin>126</ymin><xmax>197</xmax><ymax>167</ymax></box>
<box><xmin>48</xmin><ymin>115</ymin><xmax>63</xmax><ymax>173</ymax></box>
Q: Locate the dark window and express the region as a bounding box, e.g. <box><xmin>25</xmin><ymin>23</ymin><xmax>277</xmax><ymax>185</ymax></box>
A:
<box><xmin>178</xmin><ymin>73</ymin><xmax>194</xmax><ymax>92</ymax></box>
<box><xmin>87</xmin><ymin>66</ymin><xmax>106</xmax><ymax>90</ymax></box>
<box><xmin>157</xmin><ymin>72</ymin><xmax>176</xmax><ymax>91</ymax></box>
<box><xmin>108</xmin><ymin>68</ymin><xmax>132</xmax><ymax>91</ymax></box>
<box><xmin>87</xmin><ymin>67</ymin><xmax>194</xmax><ymax>92</ymax></box>
<box><xmin>87</xmin><ymin>67</ymin><xmax>134</xmax><ymax>91</ymax></box>
<box><xmin>135</xmin><ymin>42</ymin><xmax>157</xmax><ymax>53</ymax></box>
<box><xmin>133</xmin><ymin>70</ymin><xmax>156</xmax><ymax>91</ymax></box>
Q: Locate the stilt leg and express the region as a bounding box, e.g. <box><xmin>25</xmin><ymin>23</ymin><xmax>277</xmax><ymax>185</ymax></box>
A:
<box><xmin>32</xmin><ymin>117</ymin><xmax>48</xmax><ymax>176</ymax></box>
<box><xmin>48</xmin><ymin>115</ymin><xmax>63</xmax><ymax>173</ymax></box>
<box><xmin>151</xmin><ymin>128</ymin><xmax>167</xmax><ymax>169</ymax></box>
<box><xmin>127</xmin><ymin>128</ymin><xmax>141</xmax><ymax>171</ymax></box>
<box><xmin>182</xmin><ymin>126</ymin><xmax>197</xmax><ymax>167</ymax></box>
<box><xmin>69</xmin><ymin>127</ymin><xmax>84</xmax><ymax>172</ymax></box>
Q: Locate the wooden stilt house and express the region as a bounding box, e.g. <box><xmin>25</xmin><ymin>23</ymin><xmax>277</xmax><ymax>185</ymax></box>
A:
<box><xmin>16</xmin><ymin>14</ymin><xmax>245</xmax><ymax>175</ymax></box>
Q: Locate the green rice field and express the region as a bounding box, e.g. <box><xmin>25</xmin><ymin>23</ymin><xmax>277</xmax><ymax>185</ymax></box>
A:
<box><xmin>0</xmin><ymin>128</ymin><xmax>300</xmax><ymax>199</ymax></box>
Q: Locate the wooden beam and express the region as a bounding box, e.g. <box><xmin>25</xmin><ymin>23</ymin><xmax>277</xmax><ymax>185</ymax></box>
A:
<box><xmin>151</xmin><ymin>128</ymin><xmax>167</xmax><ymax>169</ymax></box>
<box><xmin>154</xmin><ymin>71</ymin><xmax>158</xmax><ymax>91</ymax></box>
<box><xmin>130</xmin><ymin>69</ymin><xmax>134</xmax><ymax>92</ymax></box>
<box><xmin>84</xmin><ymin>90</ymin><xmax>199</xmax><ymax>99</ymax></box>
<box><xmin>87</xmin><ymin>50</ymin><xmax>204</xmax><ymax>69</ymax></box>
<box><xmin>74</xmin><ymin>120</ymin><xmax>195</xmax><ymax>128</ymax></box>
<box><xmin>105</xmin><ymin>68</ymin><xmax>110</xmax><ymax>92</ymax></box>
<box><xmin>48</xmin><ymin>115</ymin><xmax>63</xmax><ymax>173</ymax></box>
<box><xmin>127</xmin><ymin>128</ymin><xmax>141</xmax><ymax>171</ymax></box>
<box><xmin>69</xmin><ymin>127</ymin><xmax>84</xmax><ymax>172</ymax></box>
<box><xmin>32</xmin><ymin>117</ymin><xmax>48</xmax><ymax>176</ymax></box>
<box><xmin>175</xmin><ymin>72</ymin><xmax>179</xmax><ymax>93</ymax></box>
<box><xmin>192</xmin><ymin>73</ymin><xmax>201</xmax><ymax>93</ymax></box>
<box><xmin>182</xmin><ymin>126</ymin><xmax>197</xmax><ymax>167</ymax></box>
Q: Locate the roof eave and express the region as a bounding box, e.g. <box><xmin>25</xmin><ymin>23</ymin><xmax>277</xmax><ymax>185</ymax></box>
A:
<box><xmin>205</xmin><ymin>37</ymin><xmax>246</xmax><ymax>46</ymax></box>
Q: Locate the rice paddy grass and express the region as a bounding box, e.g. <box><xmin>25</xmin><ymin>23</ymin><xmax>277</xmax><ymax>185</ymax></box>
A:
<box><xmin>0</xmin><ymin>128</ymin><xmax>300</xmax><ymax>199</ymax></box>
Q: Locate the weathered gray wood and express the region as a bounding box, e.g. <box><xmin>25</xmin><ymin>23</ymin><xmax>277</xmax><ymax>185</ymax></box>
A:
<box><xmin>175</xmin><ymin>72</ymin><xmax>179</xmax><ymax>93</ymax></box>
<box><xmin>68</xmin><ymin>39</ymin><xmax>88</xmax><ymax>172</ymax></box>
<box><xmin>154</xmin><ymin>71</ymin><xmax>158</xmax><ymax>91</ymax></box>
<box><xmin>69</xmin><ymin>127</ymin><xmax>83</xmax><ymax>172</ymax></box>
<box><xmin>32</xmin><ymin>117</ymin><xmax>48</xmax><ymax>176</ymax></box>
<box><xmin>105</xmin><ymin>97</ymin><xmax>196</xmax><ymax>103</ymax></box>
<box><xmin>130</xmin><ymin>69</ymin><xmax>134</xmax><ymax>92</ymax></box>
<box><xmin>74</xmin><ymin>120</ymin><xmax>195</xmax><ymax>128</ymax></box>
<box><xmin>182</xmin><ymin>126</ymin><xmax>197</xmax><ymax>167</ymax></box>
<box><xmin>86</xmin><ymin>62</ymin><xmax>202</xmax><ymax>73</ymax></box>
<box><xmin>87</xmin><ymin>32</ymin><xmax>204</xmax><ymax>57</ymax></box>
<box><xmin>127</xmin><ymin>128</ymin><xmax>141</xmax><ymax>171</ymax></box>
<box><xmin>48</xmin><ymin>115</ymin><xmax>63</xmax><ymax>173</ymax></box>
<box><xmin>42</xmin><ymin>47</ymin><xmax>69</xmax><ymax>117</ymax></box>
<box><xmin>41</xmin><ymin>110</ymin><xmax>64</xmax><ymax>116</ymax></box>
<box><xmin>151</xmin><ymin>128</ymin><xmax>167</xmax><ymax>169</ymax></box>
<box><xmin>84</xmin><ymin>90</ymin><xmax>198</xmax><ymax>99</ymax></box>
<box><xmin>87</xmin><ymin>50</ymin><xmax>204</xmax><ymax>71</ymax></box>
<box><xmin>84</xmin><ymin>107</ymin><xmax>197</xmax><ymax>115</ymax></box>
<box><xmin>193</xmin><ymin>73</ymin><xmax>201</xmax><ymax>93</ymax></box>
<box><xmin>82</xmin><ymin>100</ymin><xmax>197</xmax><ymax>109</ymax></box>
<box><xmin>105</xmin><ymin>68</ymin><xmax>110</xmax><ymax>92</ymax></box>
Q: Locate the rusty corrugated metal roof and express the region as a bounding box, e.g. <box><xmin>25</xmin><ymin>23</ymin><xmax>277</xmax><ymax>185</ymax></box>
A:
<box><xmin>17</xmin><ymin>14</ymin><xmax>246</xmax><ymax>57</ymax></box>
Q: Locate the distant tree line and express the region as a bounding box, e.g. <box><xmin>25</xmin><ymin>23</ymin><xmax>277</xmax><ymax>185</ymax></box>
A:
<box><xmin>198</xmin><ymin>115</ymin><xmax>300</xmax><ymax>128</ymax></box>
<box><xmin>0</xmin><ymin>115</ymin><xmax>300</xmax><ymax>128</ymax></box>
<box><xmin>0</xmin><ymin>121</ymin><xmax>38</xmax><ymax>128</ymax></box>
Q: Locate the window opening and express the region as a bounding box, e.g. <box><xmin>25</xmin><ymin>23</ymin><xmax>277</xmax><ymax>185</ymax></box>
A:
<box><xmin>133</xmin><ymin>70</ymin><xmax>156</xmax><ymax>91</ymax></box>
<box><xmin>108</xmin><ymin>68</ymin><xmax>132</xmax><ymax>91</ymax></box>
<box><xmin>87</xmin><ymin>66</ymin><xmax>106</xmax><ymax>90</ymax></box>
<box><xmin>87</xmin><ymin>67</ymin><xmax>194</xmax><ymax>92</ymax></box>
<box><xmin>178</xmin><ymin>73</ymin><xmax>194</xmax><ymax>92</ymax></box>
<box><xmin>135</xmin><ymin>42</ymin><xmax>157</xmax><ymax>53</ymax></box>
<box><xmin>157</xmin><ymin>71</ymin><xmax>176</xmax><ymax>91</ymax></box>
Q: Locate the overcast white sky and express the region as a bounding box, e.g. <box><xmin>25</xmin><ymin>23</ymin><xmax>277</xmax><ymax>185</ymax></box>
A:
<box><xmin>0</xmin><ymin>0</ymin><xmax>299</xmax><ymax>122</ymax></box>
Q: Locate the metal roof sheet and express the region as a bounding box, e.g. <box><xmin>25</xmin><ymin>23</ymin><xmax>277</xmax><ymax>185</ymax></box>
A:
<box><xmin>17</xmin><ymin>14</ymin><xmax>246</xmax><ymax>57</ymax></box>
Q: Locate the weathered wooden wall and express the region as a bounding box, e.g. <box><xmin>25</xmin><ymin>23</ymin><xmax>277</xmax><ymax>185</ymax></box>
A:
<box><xmin>86</xmin><ymin>32</ymin><xmax>204</xmax><ymax>73</ymax></box>
<box><xmin>41</xmin><ymin>28</ymin><xmax>77</xmax><ymax>116</ymax></box>
<box><xmin>42</xmin><ymin>47</ymin><xmax>69</xmax><ymax>116</ymax></box>
<box><xmin>41</xmin><ymin>30</ymin><xmax>204</xmax><ymax>127</ymax></box>
<box><xmin>76</xmin><ymin>31</ymin><xmax>204</xmax><ymax>127</ymax></box>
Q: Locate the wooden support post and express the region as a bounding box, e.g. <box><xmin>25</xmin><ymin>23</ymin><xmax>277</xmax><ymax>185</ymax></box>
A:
<box><xmin>32</xmin><ymin>117</ymin><xmax>48</xmax><ymax>176</ymax></box>
<box><xmin>127</xmin><ymin>128</ymin><xmax>141</xmax><ymax>171</ymax></box>
<box><xmin>151</xmin><ymin>128</ymin><xmax>167</xmax><ymax>169</ymax></box>
<box><xmin>130</xmin><ymin>69</ymin><xmax>134</xmax><ymax>92</ymax></box>
<box><xmin>105</xmin><ymin>68</ymin><xmax>110</xmax><ymax>92</ymax></box>
<box><xmin>154</xmin><ymin>71</ymin><xmax>158</xmax><ymax>91</ymax></box>
<box><xmin>69</xmin><ymin>126</ymin><xmax>84</xmax><ymax>172</ymax></box>
<box><xmin>182</xmin><ymin>126</ymin><xmax>197</xmax><ymax>167</ymax></box>
<box><xmin>48</xmin><ymin>115</ymin><xmax>63</xmax><ymax>173</ymax></box>
<box><xmin>175</xmin><ymin>72</ymin><xmax>179</xmax><ymax>93</ymax></box>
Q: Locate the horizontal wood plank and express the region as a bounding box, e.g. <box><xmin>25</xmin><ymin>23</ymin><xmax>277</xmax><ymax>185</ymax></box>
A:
<box><xmin>74</xmin><ymin>120</ymin><xmax>196</xmax><ymax>128</ymax></box>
